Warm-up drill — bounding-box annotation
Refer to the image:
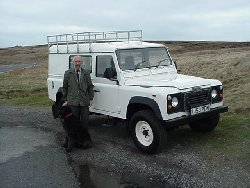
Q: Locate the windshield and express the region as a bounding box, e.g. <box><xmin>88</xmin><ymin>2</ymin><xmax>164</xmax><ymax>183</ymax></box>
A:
<box><xmin>116</xmin><ymin>47</ymin><xmax>172</xmax><ymax>71</ymax></box>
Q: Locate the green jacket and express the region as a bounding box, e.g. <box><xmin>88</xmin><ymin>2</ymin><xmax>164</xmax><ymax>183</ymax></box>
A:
<box><xmin>63</xmin><ymin>68</ymin><xmax>94</xmax><ymax>106</ymax></box>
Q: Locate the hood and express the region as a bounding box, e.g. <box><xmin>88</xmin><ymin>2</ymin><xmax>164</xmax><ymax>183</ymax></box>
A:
<box><xmin>124</xmin><ymin>73</ymin><xmax>212</xmax><ymax>90</ymax></box>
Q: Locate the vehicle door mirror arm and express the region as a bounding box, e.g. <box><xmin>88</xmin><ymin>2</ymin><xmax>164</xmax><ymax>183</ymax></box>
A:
<box><xmin>104</xmin><ymin>67</ymin><xmax>119</xmax><ymax>85</ymax></box>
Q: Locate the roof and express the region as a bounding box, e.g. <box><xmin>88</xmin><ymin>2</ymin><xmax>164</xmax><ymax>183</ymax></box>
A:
<box><xmin>47</xmin><ymin>30</ymin><xmax>165</xmax><ymax>54</ymax></box>
<box><xmin>48</xmin><ymin>41</ymin><xmax>165</xmax><ymax>54</ymax></box>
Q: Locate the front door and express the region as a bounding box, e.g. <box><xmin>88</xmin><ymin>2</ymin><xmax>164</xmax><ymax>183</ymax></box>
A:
<box><xmin>91</xmin><ymin>55</ymin><xmax>120</xmax><ymax>116</ymax></box>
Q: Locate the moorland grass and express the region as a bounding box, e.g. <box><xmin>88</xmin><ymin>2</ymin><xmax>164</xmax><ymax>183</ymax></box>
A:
<box><xmin>0</xmin><ymin>65</ymin><xmax>51</xmax><ymax>106</ymax></box>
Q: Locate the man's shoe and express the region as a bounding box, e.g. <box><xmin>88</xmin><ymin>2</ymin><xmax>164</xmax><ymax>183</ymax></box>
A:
<box><xmin>82</xmin><ymin>140</ymin><xmax>92</xmax><ymax>149</ymax></box>
<box><xmin>63</xmin><ymin>137</ymin><xmax>68</xmax><ymax>148</ymax></box>
<box><xmin>63</xmin><ymin>142</ymin><xmax>68</xmax><ymax>148</ymax></box>
<box><xmin>65</xmin><ymin>146</ymin><xmax>72</xmax><ymax>152</ymax></box>
<box><xmin>65</xmin><ymin>139</ymin><xmax>73</xmax><ymax>152</ymax></box>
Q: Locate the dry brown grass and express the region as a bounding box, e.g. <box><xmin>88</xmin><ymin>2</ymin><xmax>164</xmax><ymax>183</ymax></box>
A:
<box><xmin>0</xmin><ymin>45</ymin><xmax>47</xmax><ymax>65</ymax></box>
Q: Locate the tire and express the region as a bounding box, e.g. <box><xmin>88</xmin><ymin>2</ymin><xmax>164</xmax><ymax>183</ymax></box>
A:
<box><xmin>130</xmin><ymin>110</ymin><xmax>167</xmax><ymax>154</ymax></box>
<box><xmin>189</xmin><ymin>113</ymin><xmax>220</xmax><ymax>132</ymax></box>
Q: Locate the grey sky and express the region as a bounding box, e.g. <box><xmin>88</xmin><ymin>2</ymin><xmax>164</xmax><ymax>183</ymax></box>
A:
<box><xmin>0</xmin><ymin>0</ymin><xmax>250</xmax><ymax>47</ymax></box>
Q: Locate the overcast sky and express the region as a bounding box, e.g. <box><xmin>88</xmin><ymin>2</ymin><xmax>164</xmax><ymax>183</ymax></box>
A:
<box><xmin>0</xmin><ymin>0</ymin><xmax>250</xmax><ymax>47</ymax></box>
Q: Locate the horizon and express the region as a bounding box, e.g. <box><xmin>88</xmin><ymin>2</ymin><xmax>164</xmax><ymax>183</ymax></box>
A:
<box><xmin>1</xmin><ymin>39</ymin><xmax>250</xmax><ymax>49</ymax></box>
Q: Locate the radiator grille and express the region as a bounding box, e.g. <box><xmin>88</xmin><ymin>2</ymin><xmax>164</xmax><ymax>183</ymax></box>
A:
<box><xmin>185</xmin><ymin>89</ymin><xmax>211</xmax><ymax>109</ymax></box>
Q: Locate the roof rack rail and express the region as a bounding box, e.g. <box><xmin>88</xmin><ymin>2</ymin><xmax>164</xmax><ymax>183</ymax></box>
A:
<box><xmin>47</xmin><ymin>30</ymin><xmax>142</xmax><ymax>53</ymax></box>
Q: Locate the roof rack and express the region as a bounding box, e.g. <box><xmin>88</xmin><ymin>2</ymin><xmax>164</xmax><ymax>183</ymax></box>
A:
<box><xmin>47</xmin><ymin>30</ymin><xmax>142</xmax><ymax>53</ymax></box>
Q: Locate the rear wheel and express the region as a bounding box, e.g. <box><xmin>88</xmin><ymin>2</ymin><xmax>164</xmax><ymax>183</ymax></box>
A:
<box><xmin>189</xmin><ymin>113</ymin><xmax>220</xmax><ymax>132</ymax></box>
<box><xmin>130</xmin><ymin>110</ymin><xmax>167</xmax><ymax>154</ymax></box>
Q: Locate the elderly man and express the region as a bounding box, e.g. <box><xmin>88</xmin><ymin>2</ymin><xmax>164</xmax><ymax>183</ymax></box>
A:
<box><xmin>62</xmin><ymin>55</ymin><xmax>94</xmax><ymax>150</ymax></box>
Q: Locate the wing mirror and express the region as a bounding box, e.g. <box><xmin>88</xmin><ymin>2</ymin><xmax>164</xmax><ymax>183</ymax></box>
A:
<box><xmin>104</xmin><ymin>67</ymin><xmax>117</xmax><ymax>79</ymax></box>
<box><xmin>104</xmin><ymin>67</ymin><xmax>119</xmax><ymax>85</ymax></box>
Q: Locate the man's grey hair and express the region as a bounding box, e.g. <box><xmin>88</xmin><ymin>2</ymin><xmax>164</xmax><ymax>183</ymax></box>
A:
<box><xmin>72</xmin><ymin>55</ymin><xmax>83</xmax><ymax>62</ymax></box>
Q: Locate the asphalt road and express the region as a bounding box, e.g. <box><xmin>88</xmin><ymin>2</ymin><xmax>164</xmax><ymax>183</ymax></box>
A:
<box><xmin>0</xmin><ymin>105</ymin><xmax>249</xmax><ymax>188</ymax></box>
<box><xmin>0</xmin><ymin>107</ymin><xmax>79</xmax><ymax>188</ymax></box>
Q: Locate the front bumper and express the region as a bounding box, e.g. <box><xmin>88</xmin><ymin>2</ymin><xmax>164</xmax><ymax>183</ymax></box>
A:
<box><xmin>165</xmin><ymin>106</ymin><xmax>228</xmax><ymax>129</ymax></box>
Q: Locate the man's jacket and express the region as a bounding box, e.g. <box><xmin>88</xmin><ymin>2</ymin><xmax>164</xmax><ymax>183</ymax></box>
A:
<box><xmin>63</xmin><ymin>68</ymin><xmax>94</xmax><ymax>106</ymax></box>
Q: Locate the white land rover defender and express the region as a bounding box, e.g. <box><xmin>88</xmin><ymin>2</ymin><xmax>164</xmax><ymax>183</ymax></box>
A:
<box><xmin>47</xmin><ymin>30</ymin><xmax>228</xmax><ymax>154</ymax></box>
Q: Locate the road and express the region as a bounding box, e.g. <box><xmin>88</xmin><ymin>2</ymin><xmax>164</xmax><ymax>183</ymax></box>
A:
<box><xmin>0</xmin><ymin>63</ymin><xmax>37</xmax><ymax>74</ymax></box>
<box><xmin>0</xmin><ymin>105</ymin><xmax>249</xmax><ymax>188</ymax></box>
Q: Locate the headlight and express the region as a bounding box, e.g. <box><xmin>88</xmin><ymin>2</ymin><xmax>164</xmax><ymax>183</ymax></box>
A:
<box><xmin>172</xmin><ymin>97</ymin><xmax>179</xmax><ymax>107</ymax></box>
<box><xmin>167</xmin><ymin>94</ymin><xmax>184</xmax><ymax>114</ymax></box>
<box><xmin>211</xmin><ymin>89</ymin><xmax>218</xmax><ymax>99</ymax></box>
<box><xmin>211</xmin><ymin>85</ymin><xmax>223</xmax><ymax>103</ymax></box>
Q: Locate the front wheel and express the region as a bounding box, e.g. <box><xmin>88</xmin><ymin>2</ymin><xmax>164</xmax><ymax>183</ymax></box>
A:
<box><xmin>189</xmin><ymin>113</ymin><xmax>220</xmax><ymax>132</ymax></box>
<box><xmin>130</xmin><ymin>110</ymin><xmax>167</xmax><ymax>154</ymax></box>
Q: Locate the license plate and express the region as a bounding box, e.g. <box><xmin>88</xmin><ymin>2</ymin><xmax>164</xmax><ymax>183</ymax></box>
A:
<box><xmin>191</xmin><ymin>105</ymin><xmax>210</xmax><ymax>115</ymax></box>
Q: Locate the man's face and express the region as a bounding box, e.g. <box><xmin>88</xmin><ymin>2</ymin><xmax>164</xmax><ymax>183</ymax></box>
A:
<box><xmin>73</xmin><ymin>56</ymin><xmax>83</xmax><ymax>70</ymax></box>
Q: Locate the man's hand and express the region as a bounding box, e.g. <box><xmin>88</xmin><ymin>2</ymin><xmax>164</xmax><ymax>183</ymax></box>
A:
<box><xmin>62</xmin><ymin>101</ymin><xmax>68</xmax><ymax>107</ymax></box>
<box><xmin>89</xmin><ymin>100</ymin><xmax>93</xmax><ymax>107</ymax></box>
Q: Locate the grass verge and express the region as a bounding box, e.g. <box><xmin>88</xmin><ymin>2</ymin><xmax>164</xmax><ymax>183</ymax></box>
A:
<box><xmin>168</xmin><ymin>113</ymin><xmax>250</xmax><ymax>170</ymax></box>
<box><xmin>0</xmin><ymin>94</ymin><xmax>52</xmax><ymax>106</ymax></box>
<box><xmin>215</xmin><ymin>113</ymin><xmax>250</xmax><ymax>159</ymax></box>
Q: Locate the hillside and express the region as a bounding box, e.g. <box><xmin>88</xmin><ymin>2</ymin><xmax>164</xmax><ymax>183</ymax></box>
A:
<box><xmin>0</xmin><ymin>42</ymin><xmax>250</xmax><ymax>113</ymax></box>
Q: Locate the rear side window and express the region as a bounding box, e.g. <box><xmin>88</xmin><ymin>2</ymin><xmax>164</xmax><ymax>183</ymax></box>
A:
<box><xmin>69</xmin><ymin>55</ymin><xmax>92</xmax><ymax>73</ymax></box>
<box><xmin>96</xmin><ymin>55</ymin><xmax>115</xmax><ymax>78</ymax></box>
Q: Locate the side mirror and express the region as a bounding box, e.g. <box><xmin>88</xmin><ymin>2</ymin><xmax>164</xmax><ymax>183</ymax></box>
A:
<box><xmin>104</xmin><ymin>67</ymin><xmax>117</xmax><ymax>79</ymax></box>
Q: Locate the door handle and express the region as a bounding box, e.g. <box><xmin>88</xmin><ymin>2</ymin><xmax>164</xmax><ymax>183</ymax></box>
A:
<box><xmin>94</xmin><ymin>89</ymin><xmax>100</xmax><ymax>92</ymax></box>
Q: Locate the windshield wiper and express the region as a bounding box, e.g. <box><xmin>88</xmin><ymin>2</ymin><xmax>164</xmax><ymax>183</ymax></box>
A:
<box><xmin>152</xmin><ymin>58</ymin><xmax>169</xmax><ymax>68</ymax></box>
<box><xmin>156</xmin><ymin>58</ymin><xmax>168</xmax><ymax>68</ymax></box>
<box><xmin>134</xmin><ymin>60</ymin><xmax>146</xmax><ymax>71</ymax></box>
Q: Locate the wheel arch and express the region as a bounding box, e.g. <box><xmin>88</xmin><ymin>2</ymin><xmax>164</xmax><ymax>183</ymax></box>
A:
<box><xmin>127</xmin><ymin>96</ymin><xmax>163</xmax><ymax>121</ymax></box>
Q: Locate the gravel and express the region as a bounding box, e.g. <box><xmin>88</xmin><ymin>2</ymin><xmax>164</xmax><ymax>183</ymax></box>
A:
<box><xmin>0</xmin><ymin>104</ymin><xmax>249</xmax><ymax>188</ymax></box>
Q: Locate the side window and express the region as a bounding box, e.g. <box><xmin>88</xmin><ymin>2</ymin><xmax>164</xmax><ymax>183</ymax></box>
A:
<box><xmin>96</xmin><ymin>55</ymin><xmax>115</xmax><ymax>78</ymax></box>
<box><xmin>69</xmin><ymin>55</ymin><xmax>92</xmax><ymax>73</ymax></box>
